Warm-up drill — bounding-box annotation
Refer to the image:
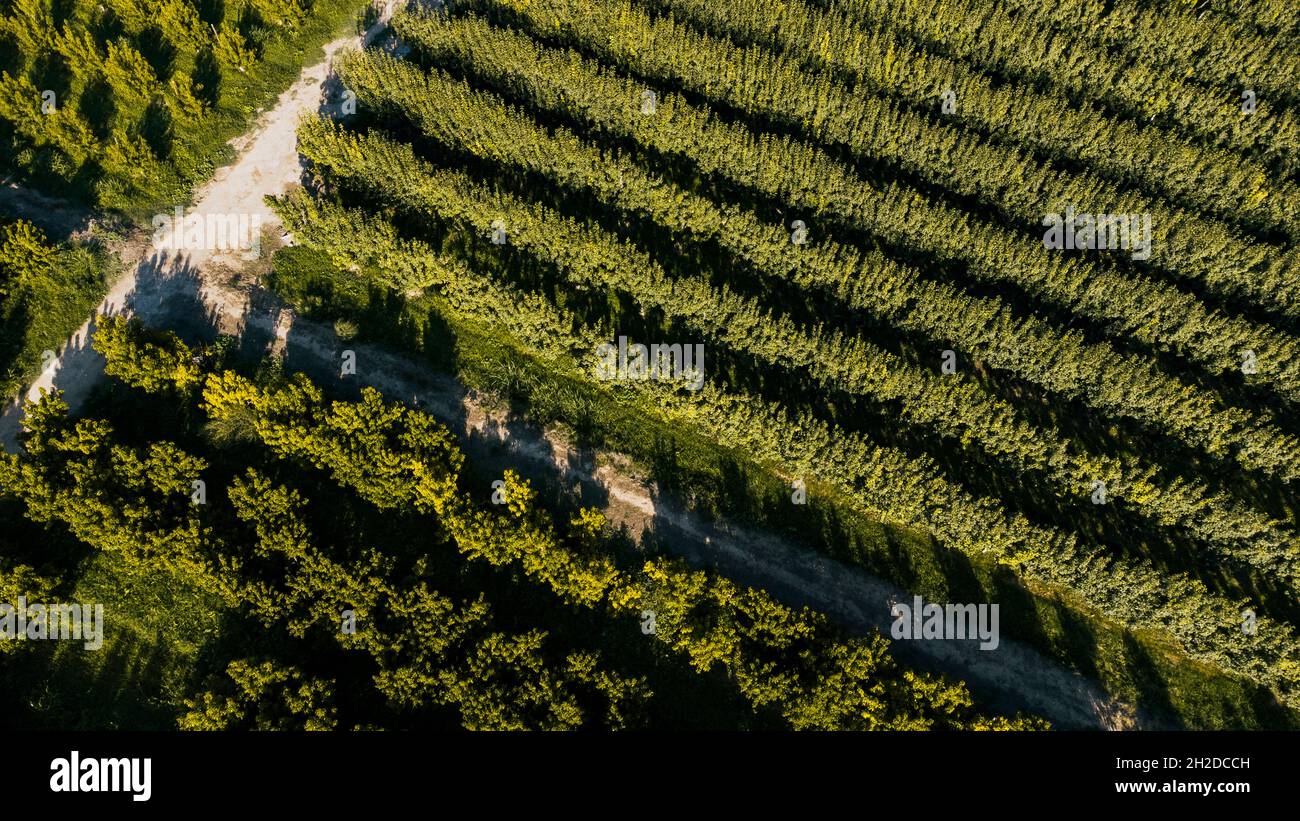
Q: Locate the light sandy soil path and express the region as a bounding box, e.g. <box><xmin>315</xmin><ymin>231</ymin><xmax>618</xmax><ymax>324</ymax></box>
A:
<box><xmin>0</xmin><ymin>10</ymin><xmax>1158</xmax><ymax>729</ymax></box>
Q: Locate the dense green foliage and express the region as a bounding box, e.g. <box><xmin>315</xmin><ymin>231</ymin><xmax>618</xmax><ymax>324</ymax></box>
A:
<box><xmin>826</xmin><ymin>0</ymin><xmax>1300</xmax><ymax>175</ymax></box>
<box><xmin>245</xmin><ymin>2</ymin><xmax>1300</xmax><ymax>723</ymax></box>
<box><xmin>339</xmin><ymin>35</ymin><xmax>1300</xmax><ymax>414</ymax></box>
<box><xmin>0</xmin><ymin>315</ymin><xmax>1043</xmax><ymax>729</ymax></box>
<box><xmin>451</xmin><ymin>0</ymin><xmax>1300</xmax><ymax>308</ymax></box>
<box><xmin>294</xmin><ymin>119</ymin><xmax>1300</xmax><ymax>586</ymax></box>
<box><xmin>0</xmin><ymin>217</ymin><xmax>112</xmax><ymax>398</ymax></box>
<box><xmin>0</xmin><ymin>0</ymin><xmax>361</xmax><ymax>214</ymax></box>
<box><xmin>614</xmin><ymin>0</ymin><xmax>1297</xmax><ymax>242</ymax></box>
<box><xmin>268</xmin><ymin>187</ymin><xmax>1300</xmax><ymax>710</ymax></box>
<box><xmin>5</xmin><ymin>0</ymin><xmax>1299</xmax><ymax>732</ymax></box>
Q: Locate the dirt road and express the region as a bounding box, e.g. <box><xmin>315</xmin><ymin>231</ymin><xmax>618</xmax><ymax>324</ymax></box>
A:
<box><xmin>0</xmin><ymin>11</ymin><xmax>1155</xmax><ymax>729</ymax></box>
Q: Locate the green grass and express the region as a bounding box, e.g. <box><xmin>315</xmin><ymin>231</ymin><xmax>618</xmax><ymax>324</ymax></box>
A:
<box><xmin>0</xmin><ymin>550</ymin><xmax>223</xmax><ymax>730</ymax></box>
<box><xmin>0</xmin><ymin>235</ymin><xmax>116</xmax><ymax>401</ymax></box>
